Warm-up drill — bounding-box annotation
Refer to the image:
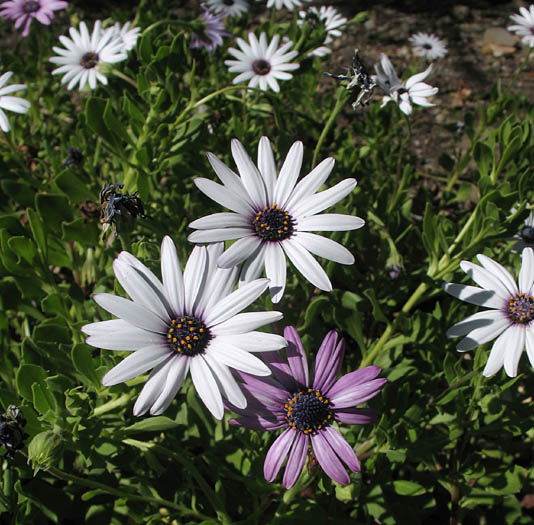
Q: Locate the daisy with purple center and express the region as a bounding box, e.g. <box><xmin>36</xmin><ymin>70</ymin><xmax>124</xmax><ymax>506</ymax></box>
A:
<box><xmin>0</xmin><ymin>0</ymin><xmax>68</xmax><ymax>37</ymax></box>
<box><xmin>229</xmin><ymin>327</ymin><xmax>386</xmax><ymax>488</ymax></box>
<box><xmin>444</xmin><ymin>248</ymin><xmax>534</xmax><ymax>377</ymax></box>
<box><xmin>188</xmin><ymin>137</ymin><xmax>364</xmax><ymax>303</ymax></box>
<box><xmin>82</xmin><ymin>236</ymin><xmax>286</xmax><ymax>419</ymax></box>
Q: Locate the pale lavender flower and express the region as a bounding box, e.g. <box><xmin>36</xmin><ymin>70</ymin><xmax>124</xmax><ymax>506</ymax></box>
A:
<box><xmin>508</xmin><ymin>5</ymin><xmax>534</xmax><ymax>47</ymax></box>
<box><xmin>0</xmin><ymin>0</ymin><xmax>68</xmax><ymax>37</ymax></box>
<box><xmin>190</xmin><ymin>8</ymin><xmax>230</xmax><ymax>53</ymax></box>
<box><xmin>206</xmin><ymin>0</ymin><xmax>249</xmax><ymax>18</ymax></box>
<box><xmin>229</xmin><ymin>327</ymin><xmax>386</xmax><ymax>488</ymax></box>
<box><xmin>445</xmin><ymin>248</ymin><xmax>534</xmax><ymax>377</ymax></box>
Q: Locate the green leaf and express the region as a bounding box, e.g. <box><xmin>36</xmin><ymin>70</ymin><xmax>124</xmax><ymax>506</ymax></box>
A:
<box><xmin>27</xmin><ymin>208</ymin><xmax>48</xmax><ymax>262</ymax></box>
<box><xmin>55</xmin><ymin>169</ymin><xmax>93</xmax><ymax>203</ymax></box>
<box><xmin>473</xmin><ymin>141</ymin><xmax>493</xmax><ymax>178</ymax></box>
<box><xmin>392</xmin><ymin>480</ymin><xmax>426</xmax><ymax>496</ymax></box>
<box><xmin>123</xmin><ymin>416</ymin><xmax>179</xmax><ymax>433</ymax></box>
<box><xmin>104</xmin><ymin>99</ymin><xmax>133</xmax><ymax>146</ymax></box>
<box><xmin>1</xmin><ymin>180</ymin><xmax>34</xmax><ymax>207</ymax></box>
<box><xmin>71</xmin><ymin>344</ymin><xmax>101</xmax><ymax>389</ymax></box>
<box><xmin>363</xmin><ymin>288</ymin><xmax>388</xmax><ymax>323</ymax></box>
<box><xmin>35</xmin><ymin>193</ymin><xmax>72</xmax><ymax>231</ymax></box>
<box><xmin>85</xmin><ymin>98</ymin><xmax>121</xmax><ymax>151</ymax></box>
<box><xmin>8</xmin><ymin>236</ymin><xmax>37</xmax><ymax>265</ymax></box>
<box><xmin>16</xmin><ymin>364</ymin><xmax>48</xmax><ymax>402</ymax></box>
<box><xmin>31</xmin><ymin>382</ymin><xmax>57</xmax><ymax>415</ymax></box>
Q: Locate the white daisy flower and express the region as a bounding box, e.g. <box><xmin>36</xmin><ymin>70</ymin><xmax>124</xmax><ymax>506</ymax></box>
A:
<box><xmin>444</xmin><ymin>247</ymin><xmax>534</xmax><ymax>377</ymax></box>
<box><xmin>49</xmin><ymin>20</ymin><xmax>128</xmax><ymax>91</ymax></box>
<box><xmin>297</xmin><ymin>6</ymin><xmax>347</xmax><ymax>57</ymax></box>
<box><xmin>82</xmin><ymin>236</ymin><xmax>285</xmax><ymax>419</ymax></box>
<box><xmin>513</xmin><ymin>207</ymin><xmax>534</xmax><ymax>252</ymax></box>
<box><xmin>508</xmin><ymin>5</ymin><xmax>534</xmax><ymax>47</ymax></box>
<box><xmin>188</xmin><ymin>137</ymin><xmax>364</xmax><ymax>303</ymax></box>
<box><xmin>409</xmin><ymin>32</ymin><xmax>448</xmax><ymax>60</ymax></box>
<box><xmin>0</xmin><ymin>71</ymin><xmax>31</xmax><ymax>132</ymax></box>
<box><xmin>206</xmin><ymin>0</ymin><xmax>249</xmax><ymax>17</ymax></box>
<box><xmin>225</xmin><ymin>32</ymin><xmax>299</xmax><ymax>93</ymax></box>
<box><xmin>373</xmin><ymin>53</ymin><xmax>438</xmax><ymax>116</ymax></box>
<box><xmin>267</xmin><ymin>0</ymin><xmax>310</xmax><ymax>10</ymax></box>
<box><xmin>110</xmin><ymin>21</ymin><xmax>140</xmax><ymax>52</ymax></box>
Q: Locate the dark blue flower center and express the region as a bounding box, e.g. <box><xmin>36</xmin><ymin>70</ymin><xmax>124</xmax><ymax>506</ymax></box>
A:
<box><xmin>23</xmin><ymin>1</ymin><xmax>40</xmax><ymax>13</ymax></box>
<box><xmin>252</xmin><ymin>59</ymin><xmax>271</xmax><ymax>76</ymax></box>
<box><xmin>507</xmin><ymin>293</ymin><xmax>534</xmax><ymax>324</ymax></box>
<box><xmin>167</xmin><ymin>316</ymin><xmax>211</xmax><ymax>356</ymax></box>
<box><xmin>284</xmin><ymin>388</ymin><xmax>332</xmax><ymax>434</ymax></box>
<box><xmin>520</xmin><ymin>225</ymin><xmax>534</xmax><ymax>244</ymax></box>
<box><xmin>253</xmin><ymin>205</ymin><xmax>294</xmax><ymax>241</ymax></box>
<box><xmin>80</xmin><ymin>52</ymin><xmax>99</xmax><ymax>69</ymax></box>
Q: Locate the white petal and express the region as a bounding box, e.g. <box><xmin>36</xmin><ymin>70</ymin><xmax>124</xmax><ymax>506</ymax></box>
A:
<box><xmin>204</xmin><ymin>278</ymin><xmax>270</xmax><ymax>326</ymax></box>
<box><xmin>291</xmin><ymin>179</ymin><xmax>357</xmax><ymax>218</ymax></box>
<box><xmin>133</xmin><ymin>360</ymin><xmax>172</xmax><ymax>416</ymax></box>
<box><xmin>81</xmin><ymin>319</ymin><xmax>133</xmax><ymax>336</ymax></box>
<box><xmin>231</xmin><ymin>139</ymin><xmax>267</xmax><ymax>207</ymax></box>
<box><xmin>197</xmin><ymin>265</ymin><xmax>239</xmax><ymax>318</ymax></box>
<box><xmin>203</xmin><ymin>354</ymin><xmax>247</xmax><ymax>409</ymax></box>
<box><xmin>216</xmin><ymin>332</ymin><xmax>287</xmax><ymax>352</ymax></box>
<box><xmin>446</xmin><ymin>310</ymin><xmax>505</xmax><ymax>337</ymax></box>
<box><xmin>102</xmin><ymin>345</ymin><xmax>171</xmax><ymax>386</ymax></box>
<box><xmin>86</xmin><ymin>329</ymin><xmax>164</xmax><ymax>350</ymax></box>
<box><xmin>525</xmin><ymin>329</ymin><xmax>534</xmax><ymax>369</ymax></box>
<box><xmin>189</xmin><ymin>212</ymin><xmax>250</xmax><ymax>230</ymax></box>
<box><xmin>194</xmin><ymin>178</ymin><xmax>252</xmax><ymax>215</ymax></box>
<box><xmin>208</xmin><ymin>341</ymin><xmax>271</xmax><ymax>375</ymax></box>
<box><xmin>443</xmin><ymin>283</ymin><xmax>504</xmax><ymax>309</ymax></box>
<box><xmin>519</xmin><ymin>248</ymin><xmax>534</xmax><ymax>293</ymax></box>
<box><xmin>476</xmin><ymin>254</ymin><xmax>518</xmax><ymax>296</ymax></box>
<box><xmin>258</xmin><ymin>137</ymin><xmax>277</xmax><ymax>200</ymax></box>
<box><xmin>293</xmin><ymin>232</ymin><xmax>354</xmax><ymax>264</ymax></box>
<box><xmin>460</xmin><ymin>261</ymin><xmax>511</xmax><ymax>300</ymax></box>
<box><xmin>161</xmin><ymin>236</ymin><xmax>185</xmax><ymax>317</ymax></box>
<box><xmin>183</xmin><ymin>245</ymin><xmax>207</xmax><ymax>314</ymax></box>
<box><xmin>298</xmin><ymin>214</ymin><xmax>365</xmax><ymax>232</ymax></box>
<box><xmin>190</xmin><ymin>356</ymin><xmax>224</xmax><ymax>419</ymax></box>
<box><xmin>211</xmin><ymin>311</ymin><xmax>283</xmax><ymax>335</ymax></box>
<box><xmin>264</xmin><ymin>242</ymin><xmax>287</xmax><ymax>304</ymax></box>
<box><xmin>188</xmin><ymin>228</ymin><xmax>252</xmax><ymax>243</ymax></box>
<box><xmin>282</xmin><ymin>241</ymin><xmax>332</xmax><ymax>292</ymax></box>
<box><xmin>503</xmin><ymin>324</ymin><xmax>525</xmax><ymax>377</ymax></box>
<box><xmin>455</xmin><ymin>315</ymin><xmax>510</xmax><ymax>352</ymax></box>
<box><xmin>239</xmin><ymin>245</ymin><xmax>266</xmax><ymax>284</ymax></box>
<box><xmin>217</xmin><ymin>235</ymin><xmax>262</xmax><ymax>268</ymax></box>
<box><xmin>93</xmin><ymin>294</ymin><xmax>167</xmax><ymax>333</ymax></box>
<box><xmin>150</xmin><ymin>356</ymin><xmax>191</xmax><ymax>415</ymax></box>
<box><xmin>273</xmin><ymin>141</ymin><xmax>303</xmax><ymax>208</ymax></box>
<box><xmin>285</xmin><ymin>157</ymin><xmax>334</xmax><ymax>210</ymax></box>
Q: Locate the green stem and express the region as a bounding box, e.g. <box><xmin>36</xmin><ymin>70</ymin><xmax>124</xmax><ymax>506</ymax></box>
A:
<box><xmin>47</xmin><ymin>466</ymin><xmax>207</xmax><ymax>518</ymax></box>
<box><xmin>111</xmin><ymin>70</ymin><xmax>138</xmax><ymax>90</ymax></box>
<box><xmin>272</xmin><ymin>470</ymin><xmax>314</xmax><ymax>524</ymax></box>
<box><xmin>311</xmin><ymin>89</ymin><xmax>349</xmax><ymax>168</ymax></box>
<box><xmin>123</xmin><ymin>439</ymin><xmax>232</xmax><ymax>525</ymax></box>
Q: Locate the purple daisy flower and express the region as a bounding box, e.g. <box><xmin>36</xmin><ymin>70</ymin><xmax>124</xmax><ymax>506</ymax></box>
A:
<box><xmin>229</xmin><ymin>327</ymin><xmax>386</xmax><ymax>488</ymax></box>
<box><xmin>190</xmin><ymin>7</ymin><xmax>230</xmax><ymax>53</ymax></box>
<box><xmin>0</xmin><ymin>0</ymin><xmax>68</xmax><ymax>37</ymax></box>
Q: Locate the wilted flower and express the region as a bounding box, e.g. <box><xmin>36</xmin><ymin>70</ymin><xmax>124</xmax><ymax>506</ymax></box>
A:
<box><xmin>225</xmin><ymin>32</ymin><xmax>299</xmax><ymax>92</ymax></box>
<box><xmin>507</xmin><ymin>4</ymin><xmax>534</xmax><ymax>47</ymax></box>
<box><xmin>188</xmin><ymin>137</ymin><xmax>364</xmax><ymax>303</ymax></box>
<box><xmin>0</xmin><ymin>405</ymin><xmax>28</xmax><ymax>457</ymax></box>
<box><xmin>0</xmin><ymin>71</ymin><xmax>30</xmax><ymax>132</ymax></box>
<box><xmin>514</xmin><ymin>208</ymin><xmax>534</xmax><ymax>252</ymax></box>
<box><xmin>297</xmin><ymin>6</ymin><xmax>347</xmax><ymax>57</ymax></box>
<box><xmin>444</xmin><ymin>248</ymin><xmax>534</xmax><ymax>377</ymax></box>
<box><xmin>82</xmin><ymin>236</ymin><xmax>285</xmax><ymax>419</ymax></box>
<box><xmin>62</xmin><ymin>146</ymin><xmax>83</xmax><ymax>168</ymax></box>
<box><xmin>0</xmin><ymin>0</ymin><xmax>68</xmax><ymax>37</ymax></box>
<box><xmin>206</xmin><ymin>0</ymin><xmax>249</xmax><ymax>17</ymax></box>
<box><xmin>99</xmin><ymin>182</ymin><xmax>146</xmax><ymax>237</ymax></box>
<box><xmin>409</xmin><ymin>32</ymin><xmax>448</xmax><ymax>60</ymax></box>
<box><xmin>190</xmin><ymin>7</ymin><xmax>230</xmax><ymax>53</ymax></box>
<box><xmin>373</xmin><ymin>53</ymin><xmax>438</xmax><ymax>115</ymax></box>
<box><xmin>49</xmin><ymin>20</ymin><xmax>127</xmax><ymax>90</ymax></box>
<box><xmin>229</xmin><ymin>327</ymin><xmax>386</xmax><ymax>488</ymax></box>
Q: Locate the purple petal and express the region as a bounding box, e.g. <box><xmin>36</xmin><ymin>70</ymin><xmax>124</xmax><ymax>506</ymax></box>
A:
<box><xmin>237</xmin><ymin>374</ymin><xmax>289</xmax><ymax>408</ymax></box>
<box><xmin>284</xmin><ymin>326</ymin><xmax>309</xmax><ymax>388</ymax></box>
<box><xmin>282</xmin><ymin>433</ymin><xmax>308</xmax><ymax>488</ymax></box>
<box><xmin>313</xmin><ymin>331</ymin><xmax>344</xmax><ymax>392</ymax></box>
<box><xmin>335</xmin><ymin>407</ymin><xmax>380</xmax><ymax>425</ymax></box>
<box><xmin>264</xmin><ymin>428</ymin><xmax>296</xmax><ymax>483</ymax></box>
<box><xmin>326</xmin><ymin>365</ymin><xmax>381</xmax><ymax>398</ymax></box>
<box><xmin>329</xmin><ymin>377</ymin><xmax>387</xmax><ymax>409</ymax></box>
<box><xmin>310</xmin><ymin>431</ymin><xmax>350</xmax><ymax>485</ymax></box>
<box><xmin>229</xmin><ymin>416</ymin><xmax>285</xmax><ymax>431</ymax></box>
<box><xmin>323</xmin><ymin>426</ymin><xmax>360</xmax><ymax>473</ymax></box>
<box><xmin>261</xmin><ymin>351</ymin><xmax>301</xmax><ymax>393</ymax></box>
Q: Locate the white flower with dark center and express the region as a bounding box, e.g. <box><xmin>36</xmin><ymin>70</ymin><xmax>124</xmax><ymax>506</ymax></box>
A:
<box><xmin>0</xmin><ymin>71</ymin><xmax>30</xmax><ymax>132</ymax></box>
<box><xmin>225</xmin><ymin>32</ymin><xmax>299</xmax><ymax>92</ymax></box>
<box><xmin>82</xmin><ymin>236</ymin><xmax>285</xmax><ymax>419</ymax></box>
<box><xmin>267</xmin><ymin>0</ymin><xmax>310</xmax><ymax>10</ymax></box>
<box><xmin>508</xmin><ymin>5</ymin><xmax>534</xmax><ymax>47</ymax></box>
<box><xmin>206</xmin><ymin>0</ymin><xmax>249</xmax><ymax>17</ymax></box>
<box><xmin>188</xmin><ymin>137</ymin><xmax>364</xmax><ymax>303</ymax></box>
<box><xmin>444</xmin><ymin>248</ymin><xmax>534</xmax><ymax>377</ymax></box>
<box><xmin>110</xmin><ymin>21</ymin><xmax>140</xmax><ymax>52</ymax></box>
<box><xmin>49</xmin><ymin>20</ymin><xmax>127</xmax><ymax>90</ymax></box>
<box><xmin>373</xmin><ymin>53</ymin><xmax>438</xmax><ymax>116</ymax></box>
<box><xmin>409</xmin><ymin>32</ymin><xmax>447</xmax><ymax>60</ymax></box>
<box><xmin>297</xmin><ymin>6</ymin><xmax>347</xmax><ymax>57</ymax></box>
